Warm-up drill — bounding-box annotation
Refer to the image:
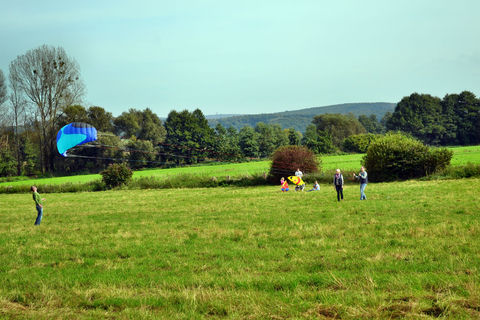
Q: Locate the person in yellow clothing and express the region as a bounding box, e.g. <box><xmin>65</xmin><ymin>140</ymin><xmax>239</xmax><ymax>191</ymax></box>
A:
<box><xmin>31</xmin><ymin>186</ymin><xmax>45</xmax><ymax>225</ymax></box>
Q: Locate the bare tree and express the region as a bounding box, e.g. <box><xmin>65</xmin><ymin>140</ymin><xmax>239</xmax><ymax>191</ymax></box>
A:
<box><xmin>0</xmin><ymin>70</ymin><xmax>7</xmax><ymax>128</ymax></box>
<box><xmin>8</xmin><ymin>71</ymin><xmax>28</xmax><ymax>175</ymax></box>
<box><xmin>9</xmin><ymin>45</ymin><xmax>85</xmax><ymax>172</ymax></box>
<box><xmin>0</xmin><ymin>69</ymin><xmax>6</xmax><ymax>106</ymax></box>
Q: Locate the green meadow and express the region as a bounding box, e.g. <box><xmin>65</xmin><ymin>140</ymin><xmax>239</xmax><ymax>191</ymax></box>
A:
<box><xmin>1</xmin><ymin>179</ymin><xmax>480</xmax><ymax>319</ymax></box>
<box><xmin>1</xmin><ymin>145</ymin><xmax>478</xmax><ymax>188</ymax></box>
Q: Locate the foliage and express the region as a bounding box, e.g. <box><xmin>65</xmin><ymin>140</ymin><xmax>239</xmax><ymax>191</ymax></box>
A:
<box><xmin>114</xmin><ymin>108</ymin><xmax>166</xmax><ymax>144</ymax></box>
<box><xmin>312</xmin><ymin>113</ymin><xmax>367</xmax><ymax>147</ymax></box>
<box><xmin>0</xmin><ymin>145</ymin><xmax>16</xmax><ymax>176</ymax></box>
<box><xmin>87</xmin><ymin>106</ymin><xmax>114</xmax><ymax>132</ymax></box>
<box><xmin>286</xmin><ymin>128</ymin><xmax>302</xmax><ymax>145</ymax></box>
<box><xmin>163</xmin><ymin>109</ymin><xmax>215</xmax><ymax>164</ymax></box>
<box><xmin>238</xmin><ymin>126</ymin><xmax>259</xmax><ymax>158</ymax></box>
<box><xmin>342</xmin><ymin>133</ymin><xmax>379</xmax><ymax>153</ymax></box>
<box><xmin>255</xmin><ymin>123</ymin><xmax>289</xmax><ymax>158</ymax></box>
<box><xmin>387</xmin><ymin>91</ymin><xmax>480</xmax><ymax>146</ymax></box>
<box><xmin>100</xmin><ymin>163</ymin><xmax>133</xmax><ymax>189</ymax></box>
<box><xmin>301</xmin><ymin>124</ymin><xmax>335</xmax><ymax>154</ymax></box>
<box><xmin>358</xmin><ymin>114</ymin><xmax>384</xmax><ymax>134</ymax></box>
<box><xmin>126</xmin><ymin>138</ymin><xmax>155</xmax><ymax>169</ymax></box>
<box><xmin>268</xmin><ymin>145</ymin><xmax>319</xmax><ymax>183</ymax></box>
<box><xmin>213</xmin><ymin>124</ymin><xmax>243</xmax><ymax>161</ymax></box>
<box><xmin>363</xmin><ymin>133</ymin><xmax>453</xmax><ymax>181</ymax></box>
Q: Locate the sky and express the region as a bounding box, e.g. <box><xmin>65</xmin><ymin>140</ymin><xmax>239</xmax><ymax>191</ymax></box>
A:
<box><xmin>1</xmin><ymin>0</ymin><xmax>479</xmax><ymax>117</ymax></box>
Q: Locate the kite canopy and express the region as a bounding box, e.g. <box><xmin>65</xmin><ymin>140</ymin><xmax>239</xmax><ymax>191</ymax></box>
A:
<box><xmin>288</xmin><ymin>176</ymin><xmax>305</xmax><ymax>185</ymax></box>
<box><xmin>56</xmin><ymin>122</ymin><xmax>98</xmax><ymax>157</ymax></box>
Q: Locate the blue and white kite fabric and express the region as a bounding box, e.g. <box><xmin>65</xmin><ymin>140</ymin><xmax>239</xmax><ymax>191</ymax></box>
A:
<box><xmin>56</xmin><ymin>122</ymin><xmax>98</xmax><ymax>157</ymax></box>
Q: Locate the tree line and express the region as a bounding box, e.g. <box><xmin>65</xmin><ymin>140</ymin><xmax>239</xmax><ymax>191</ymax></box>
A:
<box><xmin>0</xmin><ymin>45</ymin><xmax>478</xmax><ymax>177</ymax></box>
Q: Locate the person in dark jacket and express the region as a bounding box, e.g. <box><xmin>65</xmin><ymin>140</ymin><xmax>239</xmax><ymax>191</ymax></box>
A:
<box><xmin>333</xmin><ymin>169</ymin><xmax>344</xmax><ymax>201</ymax></box>
<box><xmin>353</xmin><ymin>166</ymin><xmax>368</xmax><ymax>200</ymax></box>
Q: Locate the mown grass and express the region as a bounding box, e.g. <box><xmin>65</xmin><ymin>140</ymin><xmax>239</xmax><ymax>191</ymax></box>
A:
<box><xmin>1</xmin><ymin>179</ymin><xmax>479</xmax><ymax>319</ymax></box>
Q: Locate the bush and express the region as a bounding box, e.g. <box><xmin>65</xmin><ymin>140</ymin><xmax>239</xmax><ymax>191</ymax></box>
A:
<box><xmin>268</xmin><ymin>145</ymin><xmax>319</xmax><ymax>183</ymax></box>
<box><xmin>426</xmin><ymin>162</ymin><xmax>480</xmax><ymax>180</ymax></box>
<box><xmin>363</xmin><ymin>133</ymin><xmax>453</xmax><ymax>182</ymax></box>
<box><xmin>342</xmin><ymin>133</ymin><xmax>379</xmax><ymax>153</ymax></box>
<box><xmin>100</xmin><ymin>163</ymin><xmax>133</xmax><ymax>189</ymax></box>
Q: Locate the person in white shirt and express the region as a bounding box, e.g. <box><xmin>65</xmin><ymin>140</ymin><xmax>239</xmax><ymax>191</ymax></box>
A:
<box><xmin>295</xmin><ymin>168</ymin><xmax>303</xmax><ymax>178</ymax></box>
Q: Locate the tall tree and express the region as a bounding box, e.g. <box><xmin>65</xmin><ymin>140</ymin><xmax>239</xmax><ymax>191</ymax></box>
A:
<box><xmin>238</xmin><ymin>126</ymin><xmax>259</xmax><ymax>158</ymax></box>
<box><xmin>447</xmin><ymin>91</ymin><xmax>480</xmax><ymax>145</ymax></box>
<box><xmin>59</xmin><ymin>105</ymin><xmax>88</xmax><ymax>127</ymax></box>
<box><xmin>286</xmin><ymin>128</ymin><xmax>302</xmax><ymax>146</ymax></box>
<box><xmin>0</xmin><ymin>69</ymin><xmax>7</xmax><ymax>129</ymax></box>
<box><xmin>9</xmin><ymin>45</ymin><xmax>84</xmax><ymax>172</ymax></box>
<box><xmin>87</xmin><ymin>106</ymin><xmax>114</xmax><ymax>132</ymax></box>
<box><xmin>0</xmin><ymin>70</ymin><xmax>7</xmax><ymax>107</ymax></box>
<box><xmin>386</xmin><ymin>93</ymin><xmax>444</xmax><ymax>145</ymax></box>
<box><xmin>312</xmin><ymin>113</ymin><xmax>366</xmax><ymax>147</ymax></box>
<box><xmin>301</xmin><ymin>124</ymin><xmax>335</xmax><ymax>154</ymax></box>
<box><xmin>358</xmin><ymin>114</ymin><xmax>384</xmax><ymax>134</ymax></box>
<box><xmin>164</xmin><ymin>109</ymin><xmax>215</xmax><ymax>164</ymax></box>
<box><xmin>8</xmin><ymin>69</ymin><xmax>28</xmax><ymax>175</ymax></box>
<box><xmin>255</xmin><ymin>122</ymin><xmax>276</xmax><ymax>158</ymax></box>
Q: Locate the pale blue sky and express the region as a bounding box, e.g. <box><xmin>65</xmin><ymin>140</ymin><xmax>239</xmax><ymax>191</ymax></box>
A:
<box><xmin>1</xmin><ymin>0</ymin><xmax>479</xmax><ymax>116</ymax></box>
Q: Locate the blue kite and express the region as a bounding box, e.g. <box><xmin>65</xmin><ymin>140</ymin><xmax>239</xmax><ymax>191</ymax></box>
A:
<box><xmin>56</xmin><ymin>122</ymin><xmax>98</xmax><ymax>157</ymax></box>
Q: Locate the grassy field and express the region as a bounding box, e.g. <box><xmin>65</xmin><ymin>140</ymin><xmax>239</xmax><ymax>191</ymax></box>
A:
<box><xmin>1</xmin><ymin>179</ymin><xmax>479</xmax><ymax>319</ymax></box>
<box><xmin>1</xmin><ymin>145</ymin><xmax>478</xmax><ymax>188</ymax></box>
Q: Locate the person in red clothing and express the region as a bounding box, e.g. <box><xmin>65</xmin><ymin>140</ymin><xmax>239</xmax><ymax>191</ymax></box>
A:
<box><xmin>280</xmin><ymin>177</ymin><xmax>289</xmax><ymax>192</ymax></box>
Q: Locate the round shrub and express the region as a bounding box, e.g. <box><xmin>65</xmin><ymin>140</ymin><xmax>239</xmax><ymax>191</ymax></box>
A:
<box><xmin>363</xmin><ymin>133</ymin><xmax>453</xmax><ymax>182</ymax></box>
<box><xmin>342</xmin><ymin>133</ymin><xmax>379</xmax><ymax>153</ymax></box>
<box><xmin>268</xmin><ymin>145</ymin><xmax>319</xmax><ymax>183</ymax></box>
<box><xmin>100</xmin><ymin>163</ymin><xmax>133</xmax><ymax>189</ymax></box>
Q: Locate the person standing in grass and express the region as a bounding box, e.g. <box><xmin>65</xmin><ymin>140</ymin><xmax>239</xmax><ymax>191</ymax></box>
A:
<box><xmin>31</xmin><ymin>186</ymin><xmax>45</xmax><ymax>225</ymax></box>
<box><xmin>353</xmin><ymin>166</ymin><xmax>368</xmax><ymax>200</ymax></box>
<box><xmin>333</xmin><ymin>169</ymin><xmax>344</xmax><ymax>201</ymax></box>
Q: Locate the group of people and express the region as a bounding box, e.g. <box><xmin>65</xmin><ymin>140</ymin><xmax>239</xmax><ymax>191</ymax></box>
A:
<box><xmin>30</xmin><ymin>167</ymin><xmax>368</xmax><ymax>226</ymax></box>
<box><xmin>281</xmin><ymin>166</ymin><xmax>368</xmax><ymax>201</ymax></box>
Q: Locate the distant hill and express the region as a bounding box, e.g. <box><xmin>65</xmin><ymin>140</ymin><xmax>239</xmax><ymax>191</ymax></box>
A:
<box><xmin>208</xmin><ymin>102</ymin><xmax>396</xmax><ymax>132</ymax></box>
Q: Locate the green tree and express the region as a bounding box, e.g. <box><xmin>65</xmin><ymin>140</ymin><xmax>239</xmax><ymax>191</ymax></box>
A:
<box><xmin>19</xmin><ymin>134</ymin><xmax>38</xmax><ymax>175</ymax></box>
<box><xmin>114</xmin><ymin>109</ymin><xmax>141</xmax><ymax>138</ymax></box>
<box><xmin>213</xmin><ymin>124</ymin><xmax>242</xmax><ymax>161</ymax></box>
<box><xmin>312</xmin><ymin>113</ymin><xmax>366</xmax><ymax>147</ymax></box>
<box><xmin>238</xmin><ymin>126</ymin><xmax>259</xmax><ymax>158</ymax></box>
<box><xmin>286</xmin><ymin>128</ymin><xmax>302</xmax><ymax>145</ymax></box>
<box><xmin>255</xmin><ymin>123</ymin><xmax>276</xmax><ymax>158</ymax></box>
<box><xmin>301</xmin><ymin>124</ymin><xmax>335</xmax><ymax>154</ymax></box>
<box><xmin>0</xmin><ymin>139</ymin><xmax>16</xmax><ymax>176</ymax></box>
<box><xmin>445</xmin><ymin>91</ymin><xmax>480</xmax><ymax>145</ymax></box>
<box><xmin>59</xmin><ymin>105</ymin><xmax>88</xmax><ymax>126</ymax></box>
<box><xmin>127</xmin><ymin>137</ymin><xmax>155</xmax><ymax>169</ymax></box>
<box><xmin>164</xmin><ymin>109</ymin><xmax>215</xmax><ymax>164</ymax></box>
<box><xmin>87</xmin><ymin>106</ymin><xmax>114</xmax><ymax>132</ymax></box>
<box><xmin>386</xmin><ymin>93</ymin><xmax>444</xmax><ymax>145</ymax></box>
<box><xmin>358</xmin><ymin>114</ymin><xmax>384</xmax><ymax>134</ymax></box>
<box><xmin>114</xmin><ymin>108</ymin><xmax>166</xmax><ymax>145</ymax></box>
